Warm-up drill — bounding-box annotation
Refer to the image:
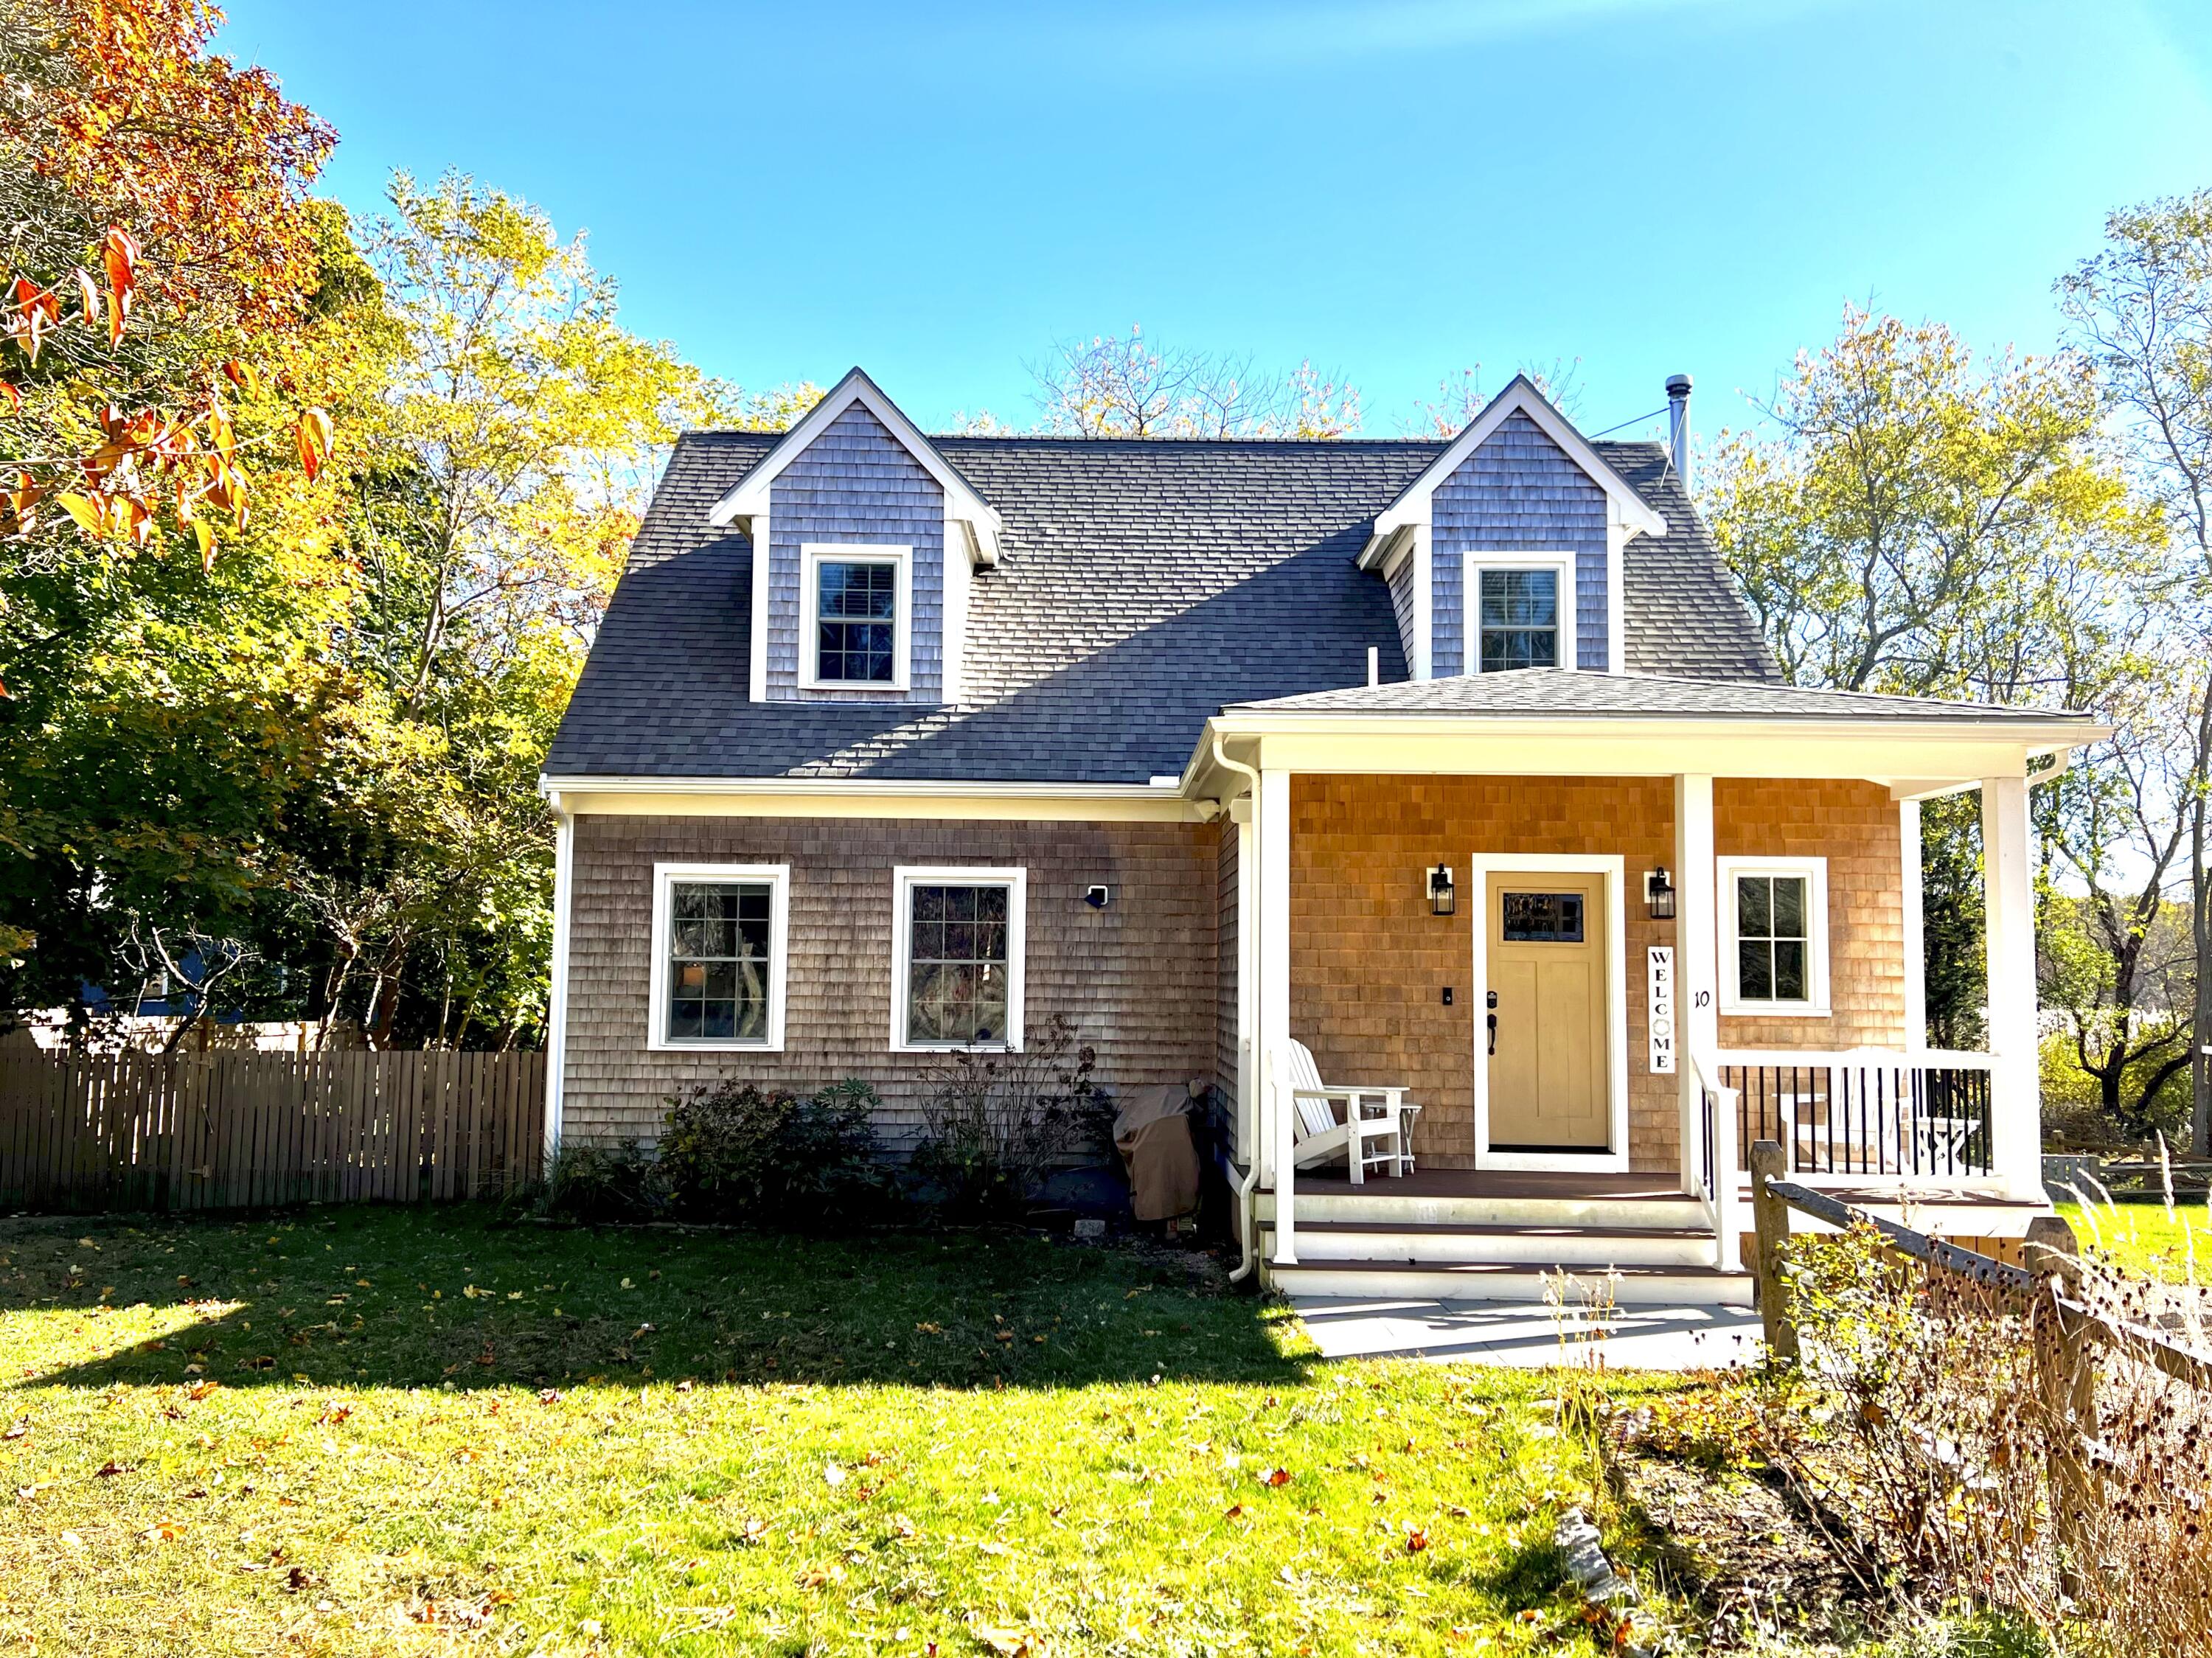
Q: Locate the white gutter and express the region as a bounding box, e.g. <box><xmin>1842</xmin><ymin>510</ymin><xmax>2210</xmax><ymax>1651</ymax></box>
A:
<box><xmin>1209</xmin><ymin>733</ymin><xmax>1264</xmax><ymax>1285</ymax></box>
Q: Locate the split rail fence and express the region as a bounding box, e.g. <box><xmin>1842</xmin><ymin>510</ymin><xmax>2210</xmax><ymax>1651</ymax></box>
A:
<box><xmin>0</xmin><ymin>1049</ymin><xmax>545</xmax><ymax>1212</ymax></box>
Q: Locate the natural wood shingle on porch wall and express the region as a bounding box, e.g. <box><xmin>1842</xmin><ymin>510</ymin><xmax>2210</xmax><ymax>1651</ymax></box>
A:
<box><xmin>1287</xmin><ymin>776</ymin><xmax>1908</xmax><ymax>1175</ymax></box>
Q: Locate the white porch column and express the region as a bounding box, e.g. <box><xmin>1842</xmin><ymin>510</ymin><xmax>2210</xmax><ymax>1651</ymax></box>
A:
<box><xmin>1899</xmin><ymin>798</ymin><xmax>1926</xmax><ymax>1051</ymax></box>
<box><xmin>1674</xmin><ymin>774</ymin><xmax>1719</xmax><ymax>1189</ymax></box>
<box><xmin>1257</xmin><ymin>766</ymin><xmax>1296</xmax><ymax>1264</ymax></box>
<box><xmin>1981</xmin><ymin>774</ymin><xmax>2044</xmax><ymax>1199</ymax></box>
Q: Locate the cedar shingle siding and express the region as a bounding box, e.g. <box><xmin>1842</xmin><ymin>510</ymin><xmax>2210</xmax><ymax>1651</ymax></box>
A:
<box><xmin>561</xmin><ymin>815</ymin><xmax>1220</xmax><ymax>1147</ymax></box>
<box><xmin>1431</xmin><ymin>411</ymin><xmax>1611</xmax><ymax>673</ymax></box>
<box><xmin>765</xmin><ymin>403</ymin><xmax>945</xmax><ymax>703</ymax></box>
<box><xmin>1286</xmin><ymin>775</ymin><xmax>1910</xmax><ymax>1174</ymax></box>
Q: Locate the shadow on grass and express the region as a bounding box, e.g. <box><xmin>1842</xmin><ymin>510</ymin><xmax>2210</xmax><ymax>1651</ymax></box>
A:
<box><xmin>4</xmin><ymin>1204</ymin><xmax>1310</xmax><ymax>1394</ymax></box>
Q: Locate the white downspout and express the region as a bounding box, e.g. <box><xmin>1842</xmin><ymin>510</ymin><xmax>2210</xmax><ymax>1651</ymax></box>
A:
<box><xmin>1211</xmin><ymin>733</ymin><xmax>1263</xmax><ymax>1283</ymax></box>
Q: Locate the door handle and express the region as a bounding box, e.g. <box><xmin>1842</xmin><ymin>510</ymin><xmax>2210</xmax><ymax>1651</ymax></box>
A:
<box><xmin>1486</xmin><ymin>1012</ymin><xmax>1497</xmax><ymax>1056</ymax></box>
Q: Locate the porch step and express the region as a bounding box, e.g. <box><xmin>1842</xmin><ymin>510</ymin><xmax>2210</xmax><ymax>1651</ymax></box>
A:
<box><xmin>1255</xmin><ymin>1188</ymin><xmax>1702</xmax><ymax>1230</ymax></box>
<box><xmin>1263</xmin><ymin>1257</ymin><xmax>1756</xmax><ymax>1307</ymax></box>
<box><xmin>1259</xmin><ymin>1219</ymin><xmax>1717</xmax><ymax>1269</ymax></box>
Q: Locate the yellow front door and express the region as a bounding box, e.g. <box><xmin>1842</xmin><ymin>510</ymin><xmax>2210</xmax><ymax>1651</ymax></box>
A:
<box><xmin>1485</xmin><ymin>874</ymin><xmax>1609</xmax><ymax>1150</ymax></box>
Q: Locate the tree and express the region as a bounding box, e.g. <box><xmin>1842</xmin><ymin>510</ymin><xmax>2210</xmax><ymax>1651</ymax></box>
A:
<box><xmin>0</xmin><ymin>0</ymin><xmax>348</xmax><ymax>1037</ymax></box>
<box><xmin>287</xmin><ymin>173</ymin><xmax>783</xmax><ymax>1048</ymax></box>
<box><xmin>2059</xmin><ymin>190</ymin><xmax>2212</xmax><ymax>1153</ymax></box>
<box><xmin>1027</xmin><ymin>325</ymin><xmax>1360</xmax><ymax>438</ymax></box>
<box><xmin>1702</xmin><ymin>306</ymin><xmax>2171</xmax><ymax>1104</ymax></box>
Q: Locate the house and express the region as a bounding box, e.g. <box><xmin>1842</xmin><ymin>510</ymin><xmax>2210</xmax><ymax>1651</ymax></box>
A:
<box><xmin>540</xmin><ymin>367</ymin><xmax>2104</xmax><ymax>1303</ymax></box>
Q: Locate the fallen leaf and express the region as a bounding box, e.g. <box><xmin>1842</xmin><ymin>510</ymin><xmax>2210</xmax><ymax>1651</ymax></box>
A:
<box><xmin>973</xmin><ymin>1625</ymin><xmax>1030</xmax><ymax>1657</ymax></box>
<box><xmin>1222</xmin><ymin>1503</ymin><xmax>1244</xmax><ymax>1519</ymax></box>
<box><xmin>144</xmin><ymin>1517</ymin><xmax>187</xmax><ymax>1543</ymax></box>
<box><xmin>2</xmin><ymin>1420</ymin><xmax>27</xmax><ymax>1441</ymax></box>
<box><xmin>1405</xmin><ymin>1527</ymin><xmax>1430</xmax><ymax>1553</ymax></box>
<box><xmin>94</xmin><ymin>1459</ymin><xmax>126</xmax><ymax>1478</ymax></box>
<box><xmin>1264</xmin><ymin>1468</ymin><xmax>1293</xmax><ymax>1488</ymax></box>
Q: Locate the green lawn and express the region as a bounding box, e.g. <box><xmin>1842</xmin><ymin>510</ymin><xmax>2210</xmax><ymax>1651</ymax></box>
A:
<box><xmin>2056</xmin><ymin>1199</ymin><xmax>2212</xmax><ymax>1285</ymax></box>
<box><xmin>0</xmin><ymin>1208</ymin><xmax>1665</xmax><ymax>1657</ymax></box>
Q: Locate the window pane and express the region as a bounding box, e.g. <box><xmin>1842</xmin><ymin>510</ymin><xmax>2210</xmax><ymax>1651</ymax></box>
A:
<box><xmin>815</xmin><ymin>561</ymin><xmax>899</xmax><ymax>683</ymax></box>
<box><xmin>1773</xmin><ymin>940</ymin><xmax>1807</xmax><ymax>1001</ymax></box>
<box><xmin>1738</xmin><ymin>940</ymin><xmax>1773</xmax><ymax>1001</ymax></box>
<box><xmin>1500</xmin><ymin>892</ymin><xmax>1585</xmax><ymax>943</ymax></box>
<box><xmin>1479</xmin><ymin>568</ymin><xmax>1557</xmax><ymax>626</ymax></box>
<box><xmin>666</xmin><ymin>880</ymin><xmax>773</xmax><ymax>1043</ymax></box>
<box><xmin>1770</xmin><ymin>876</ymin><xmax>1807</xmax><ymax>941</ymax></box>
<box><xmin>1737</xmin><ymin>876</ymin><xmax>1771</xmax><ymax>938</ymax></box>
<box><xmin>908</xmin><ymin>882</ymin><xmax>1015</xmax><ymax>1044</ymax></box>
<box><xmin>1476</xmin><ymin>569</ymin><xmax>1558</xmax><ymax>672</ymax></box>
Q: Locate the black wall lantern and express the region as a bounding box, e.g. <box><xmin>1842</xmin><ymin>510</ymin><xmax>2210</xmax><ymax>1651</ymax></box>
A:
<box><xmin>1645</xmin><ymin>866</ymin><xmax>1677</xmax><ymax>921</ymax></box>
<box><xmin>1427</xmin><ymin>863</ymin><xmax>1456</xmax><ymax>917</ymax></box>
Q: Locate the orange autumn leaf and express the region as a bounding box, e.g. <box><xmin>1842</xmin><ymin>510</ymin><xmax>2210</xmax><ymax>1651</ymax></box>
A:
<box><xmin>58</xmin><ymin>492</ymin><xmax>104</xmax><ymax>535</ymax></box>
<box><xmin>101</xmin><ymin>228</ymin><xmax>138</xmax><ymax>345</ymax></box>
<box><xmin>295</xmin><ymin>405</ymin><xmax>332</xmax><ymax>481</ymax></box>
<box><xmin>74</xmin><ymin>267</ymin><xmax>102</xmax><ymax>330</ymax></box>
<box><xmin>0</xmin><ymin>381</ymin><xmax>16</xmax><ymax>413</ymax></box>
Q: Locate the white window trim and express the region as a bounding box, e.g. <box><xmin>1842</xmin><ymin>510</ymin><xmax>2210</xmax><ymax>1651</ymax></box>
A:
<box><xmin>1464</xmin><ymin>550</ymin><xmax>1576</xmax><ymax>675</ymax></box>
<box><xmin>647</xmin><ymin>862</ymin><xmax>791</xmax><ymax>1052</ymax></box>
<box><xmin>1466</xmin><ymin>853</ymin><xmax>1630</xmax><ymax>1174</ymax></box>
<box><xmin>1717</xmin><ymin>854</ymin><xmax>1832</xmax><ymax>1017</ymax></box>
<box><xmin>800</xmin><ymin>543</ymin><xmax>911</xmax><ymax>692</ymax></box>
<box><xmin>890</xmin><ymin>864</ymin><xmax>1027</xmax><ymax>1053</ymax></box>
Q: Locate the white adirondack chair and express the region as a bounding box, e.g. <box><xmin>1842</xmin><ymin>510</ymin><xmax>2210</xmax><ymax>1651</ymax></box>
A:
<box><xmin>1284</xmin><ymin>1039</ymin><xmax>1420</xmax><ymax>1183</ymax></box>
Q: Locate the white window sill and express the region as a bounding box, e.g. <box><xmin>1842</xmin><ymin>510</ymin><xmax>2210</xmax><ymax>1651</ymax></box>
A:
<box><xmin>891</xmin><ymin>1040</ymin><xmax>1020</xmax><ymax>1055</ymax></box>
<box><xmin>649</xmin><ymin>1039</ymin><xmax>785</xmax><ymax>1054</ymax></box>
<box><xmin>1719</xmin><ymin>1002</ymin><xmax>1832</xmax><ymax>1020</ymax></box>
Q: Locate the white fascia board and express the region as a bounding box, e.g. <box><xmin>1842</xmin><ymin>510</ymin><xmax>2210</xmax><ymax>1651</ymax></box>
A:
<box><xmin>705</xmin><ymin>367</ymin><xmax>1004</xmax><ymax>565</ymax></box>
<box><xmin>1372</xmin><ymin>375</ymin><xmax>1668</xmax><ymax>543</ymax></box>
<box><xmin>1185</xmin><ymin>712</ymin><xmax>2108</xmax><ymax>785</ymax></box>
<box><xmin>1354</xmin><ymin>521</ymin><xmax>1416</xmax><ymax>573</ymax></box>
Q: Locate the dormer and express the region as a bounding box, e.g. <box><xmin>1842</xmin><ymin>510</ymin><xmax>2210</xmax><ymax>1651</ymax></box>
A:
<box><xmin>1357</xmin><ymin>376</ymin><xmax>1666</xmax><ymax>678</ymax></box>
<box><xmin>708</xmin><ymin>369</ymin><xmax>1004</xmax><ymax>705</ymax></box>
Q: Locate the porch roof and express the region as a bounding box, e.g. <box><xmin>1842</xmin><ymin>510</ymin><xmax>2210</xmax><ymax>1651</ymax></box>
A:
<box><xmin>1223</xmin><ymin>670</ymin><xmax>2099</xmax><ymax>731</ymax></box>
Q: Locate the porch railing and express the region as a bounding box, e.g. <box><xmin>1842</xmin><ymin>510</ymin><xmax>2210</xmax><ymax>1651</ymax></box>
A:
<box><xmin>1717</xmin><ymin>1048</ymin><xmax>1996</xmax><ymax>1181</ymax></box>
<box><xmin>1687</xmin><ymin>1048</ymin><xmax>1742</xmax><ymax>1271</ymax></box>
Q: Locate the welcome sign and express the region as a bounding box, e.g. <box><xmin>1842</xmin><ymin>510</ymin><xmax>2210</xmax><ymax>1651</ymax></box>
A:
<box><xmin>1646</xmin><ymin>946</ymin><xmax>1676</xmax><ymax>1073</ymax></box>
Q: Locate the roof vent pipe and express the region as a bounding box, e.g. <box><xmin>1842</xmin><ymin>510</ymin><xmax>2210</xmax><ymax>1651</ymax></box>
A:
<box><xmin>1665</xmin><ymin>373</ymin><xmax>1693</xmax><ymax>491</ymax></box>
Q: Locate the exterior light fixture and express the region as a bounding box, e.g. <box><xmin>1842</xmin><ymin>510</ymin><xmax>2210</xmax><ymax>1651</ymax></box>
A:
<box><xmin>1427</xmin><ymin>864</ymin><xmax>1456</xmax><ymax>918</ymax></box>
<box><xmin>1646</xmin><ymin>867</ymin><xmax>1677</xmax><ymax>921</ymax></box>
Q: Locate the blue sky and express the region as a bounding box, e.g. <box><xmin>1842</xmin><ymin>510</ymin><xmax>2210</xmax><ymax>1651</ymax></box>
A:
<box><xmin>215</xmin><ymin>0</ymin><xmax>2212</xmax><ymax>445</ymax></box>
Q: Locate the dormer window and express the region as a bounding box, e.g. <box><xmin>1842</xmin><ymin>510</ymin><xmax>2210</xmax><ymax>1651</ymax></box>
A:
<box><xmin>1475</xmin><ymin>561</ymin><xmax>1567</xmax><ymax>672</ymax></box>
<box><xmin>801</xmin><ymin>543</ymin><xmax>911</xmax><ymax>691</ymax></box>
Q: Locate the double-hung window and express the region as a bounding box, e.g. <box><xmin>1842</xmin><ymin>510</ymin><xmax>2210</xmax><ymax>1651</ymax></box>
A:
<box><xmin>1474</xmin><ymin>562</ymin><xmax>1565</xmax><ymax>672</ymax></box>
<box><xmin>891</xmin><ymin>866</ymin><xmax>1026</xmax><ymax>1050</ymax></box>
<box><xmin>648</xmin><ymin>863</ymin><xmax>790</xmax><ymax>1050</ymax></box>
<box><xmin>802</xmin><ymin>544</ymin><xmax>910</xmax><ymax>690</ymax></box>
<box><xmin>1717</xmin><ymin>857</ymin><xmax>1830</xmax><ymax>1016</ymax></box>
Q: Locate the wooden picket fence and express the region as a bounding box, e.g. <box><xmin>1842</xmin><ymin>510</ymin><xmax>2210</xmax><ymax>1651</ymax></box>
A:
<box><xmin>0</xmin><ymin>1048</ymin><xmax>545</xmax><ymax>1213</ymax></box>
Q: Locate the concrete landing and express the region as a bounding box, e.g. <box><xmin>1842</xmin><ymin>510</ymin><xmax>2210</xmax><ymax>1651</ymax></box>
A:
<box><xmin>1290</xmin><ymin>1295</ymin><xmax>1765</xmax><ymax>1370</ymax></box>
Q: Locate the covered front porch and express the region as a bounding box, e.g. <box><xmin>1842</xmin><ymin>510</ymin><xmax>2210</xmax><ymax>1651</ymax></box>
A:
<box><xmin>1190</xmin><ymin>677</ymin><xmax>2095</xmax><ymax>1303</ymax></box>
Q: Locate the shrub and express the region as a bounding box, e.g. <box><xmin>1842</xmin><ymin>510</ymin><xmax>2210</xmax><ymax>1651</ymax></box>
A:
<box><xmin>529</xmin><ymin>1139</ymin><xmax>660</xmax><ymax>1223</ymax></box>
<box><xmin>908</xmin><ymin>1014</ymin><xmax>1113</xmax><ymax>1219</ymax></box>
<box><xmin>656</xmin><ymin>1077</ymin><xmax>889</xmax><ymax>1231</ymax></box>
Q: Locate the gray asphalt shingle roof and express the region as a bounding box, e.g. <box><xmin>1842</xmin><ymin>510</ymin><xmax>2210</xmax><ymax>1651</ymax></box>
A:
<box><xmin>546</xmin><ymin>431</ymin><xmax>1784</xmax><ymax>784</ymax></box>
<box><xmin>1227</xmin><ymin>669</ymin><xmax>2089</xmax><ymax>725</ymax></box>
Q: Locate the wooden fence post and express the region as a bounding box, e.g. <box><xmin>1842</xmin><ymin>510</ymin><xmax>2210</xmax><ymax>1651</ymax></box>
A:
<box><xmin>1750</xmin><ymin>1138</ymin><xmax>1798</xmax><ymax>1363</ymax></box>
<box><xmin>2025</xmin><ymin>1213</ymin><xmax>2096</xmax><ymax>1594</ymax></box>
